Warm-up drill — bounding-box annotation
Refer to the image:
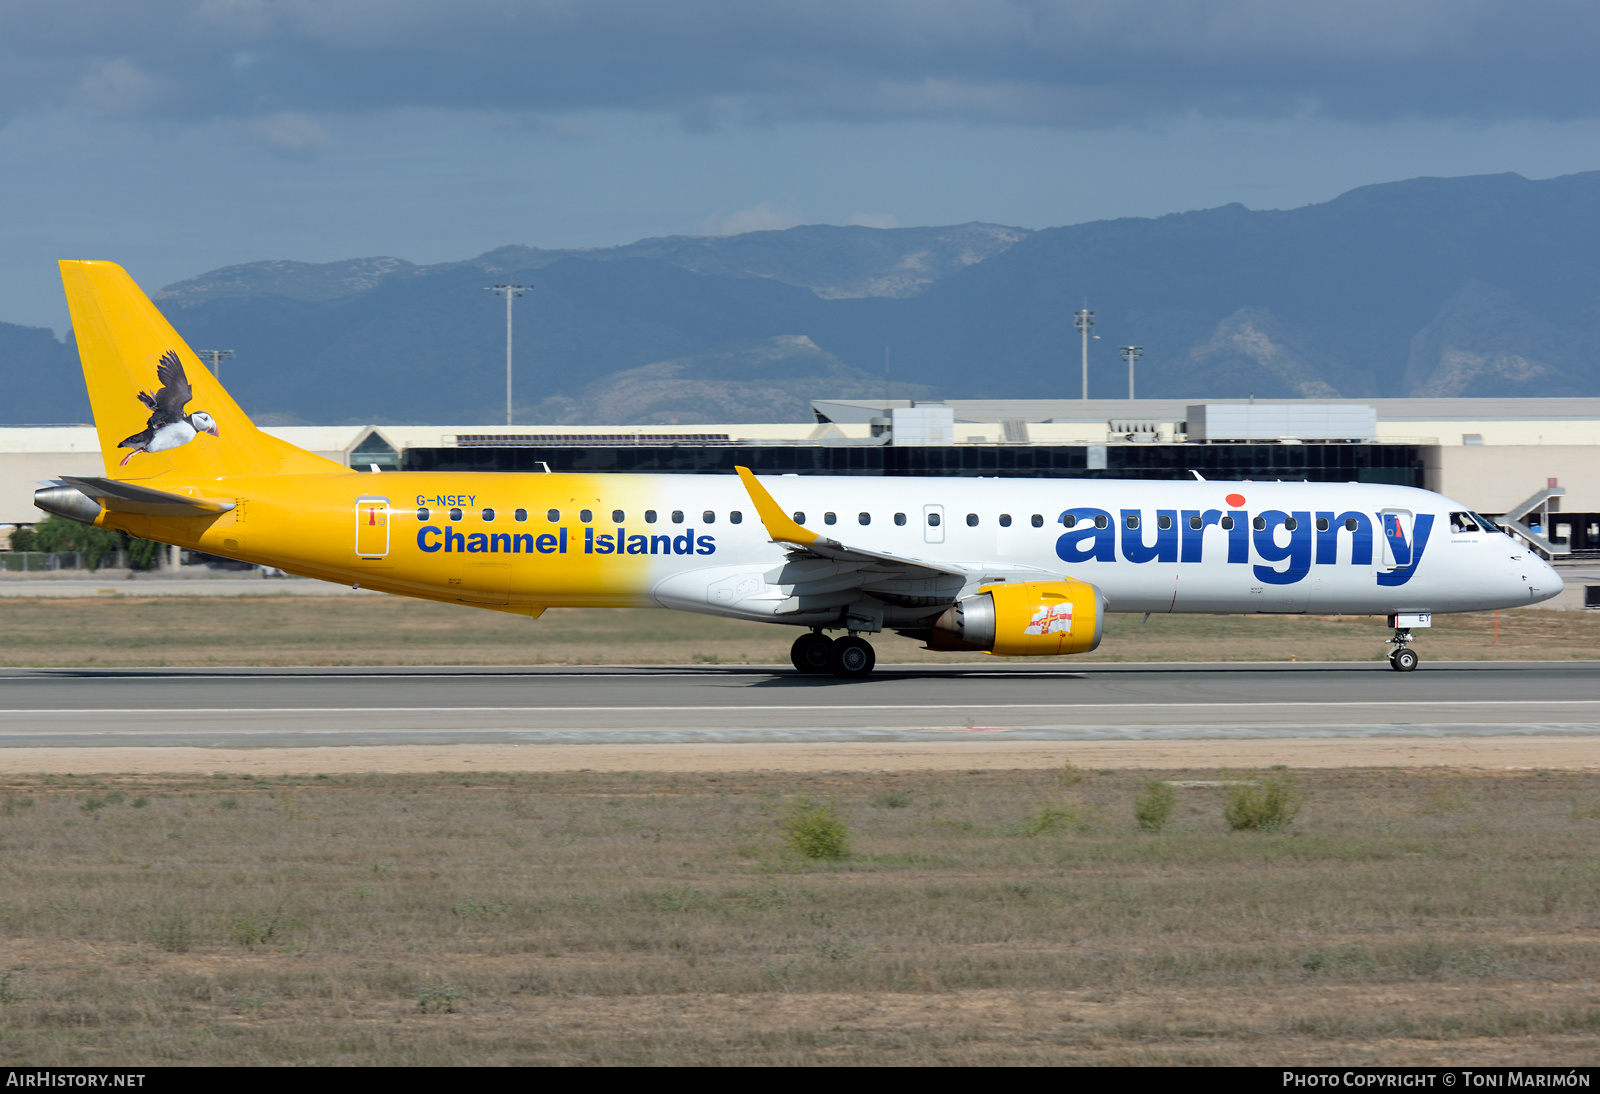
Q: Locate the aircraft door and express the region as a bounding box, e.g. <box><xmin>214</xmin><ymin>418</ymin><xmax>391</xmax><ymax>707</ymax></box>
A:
<box><xmin>1380</xmin><ymin>509</ymin><xmax>1413</xmax><ymax>570</ymax></box>
<box><xmin>923</xmin><ymin>504</ymin><xmax>945</xmax><ymax>544</ymax></box>
<box><xmin>355</xmin><ymin>497</ymin><xmax>390</xmax><ymax>558</ymax></box>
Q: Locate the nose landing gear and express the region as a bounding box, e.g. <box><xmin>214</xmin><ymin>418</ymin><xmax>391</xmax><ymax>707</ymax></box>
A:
<box><xmin>1387</xmin><ymin>627</ymin><xmax>1419</xmax><ymax>672</ymax></box>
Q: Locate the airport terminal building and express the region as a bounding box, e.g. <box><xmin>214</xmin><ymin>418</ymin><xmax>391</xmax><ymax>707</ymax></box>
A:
<box><xmin>2</xmin><ymin>397</ymin><xmax>1595</xmax><ymax>560</ymax></box>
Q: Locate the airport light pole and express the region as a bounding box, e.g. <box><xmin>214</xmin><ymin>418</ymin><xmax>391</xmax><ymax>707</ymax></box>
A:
<box><xmin>197</xmin><ymin>350</ymin><xmax>234</xmax><ymax>384</ymax></box>
<box><xmin>1120</xmin><ymin>345</ymin><xmax>1143</xmax><ymax>400</ymax></box>
<box><xmin>486</xmin><ymin>285</ymin><xmax>528</xmax><ymax>426</ymax></box>
<box><xmin>1074</xmin><ymin>308</ymin><xmax>1094</xmax><ymax>399</ymax></box>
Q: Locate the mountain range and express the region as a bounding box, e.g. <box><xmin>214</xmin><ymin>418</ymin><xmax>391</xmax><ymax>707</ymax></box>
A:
<box><xmin>6</xmin><ymin>171</ymin><xmax>1600</xmax><ymax>425</ymax></box>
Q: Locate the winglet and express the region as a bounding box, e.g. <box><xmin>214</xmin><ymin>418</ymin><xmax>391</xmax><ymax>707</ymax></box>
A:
<box><xmin>735</xmin><ymin>466</ymin><xmax>819</xmax><ymax>546</ymax></box>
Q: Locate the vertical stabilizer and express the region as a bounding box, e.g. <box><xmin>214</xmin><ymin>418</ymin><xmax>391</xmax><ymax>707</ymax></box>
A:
<box><xmin>58</xmin><ymin>260</ymin><xmax>343</xmax><ymax>480</ymax></box>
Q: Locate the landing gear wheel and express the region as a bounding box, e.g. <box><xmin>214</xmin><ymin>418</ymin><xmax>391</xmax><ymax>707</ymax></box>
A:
<box><xmin>790</xmin><ymin>632</ymin><xmax>834</xmax><ymax>674</ymax></box>
<box><xmin>828</xmin><ymin>635</ymin><xmax>876</xmax><ymax>679</ymax></box>
<box><xmin>1390</xmin><ymin>647</ymin><xmax>1419</xmax><ymax>672</ymax></box>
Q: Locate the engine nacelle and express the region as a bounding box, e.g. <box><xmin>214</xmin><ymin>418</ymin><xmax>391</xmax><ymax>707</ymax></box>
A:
<box><xmin>929</xmin><ymin>579</ymin><xmax>1104</xmax><ymax>656</ymax></box>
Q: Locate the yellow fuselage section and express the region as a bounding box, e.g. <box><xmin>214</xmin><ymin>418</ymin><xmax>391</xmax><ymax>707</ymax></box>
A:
<box><xmin>97</xmin><ymin>472</ymin><xmax>724</xmax><ymax>615</ymax></box>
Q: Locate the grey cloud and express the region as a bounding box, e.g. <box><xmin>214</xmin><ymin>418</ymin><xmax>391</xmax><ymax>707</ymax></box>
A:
<box><xmin>1</xmin><ymin>0</ymin><xmax>1597</xmax><ymax>129</ymax></box>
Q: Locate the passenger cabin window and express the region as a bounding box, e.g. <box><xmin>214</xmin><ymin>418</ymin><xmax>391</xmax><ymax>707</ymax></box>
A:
<box><xmin>1126</xmin><ymin>515</ymin><xmax>1139</xmax><ymax>530</ymax></box>
<box><xmin>645</xmin><ymin>510</ymin><xmax>658</xmax><ymax>524</ymax></box>
<box><xmin>729</xmin><ymin>511</ymin><xmax>743</xmax><ymax>524</ymax></box>
<box><xmin>1449</xmin><ymin>511</ymin><xmax>1481</xmax><ymax>534</ymax></box>
<box><xmin>672</xmin><ymin>510</ymin><xmax>684</xmax><ymax>524</ymax></box>
<box><xmin>1061</xmin><ymin>514</ymin><xmax>1076</xmax><ymax>528</ymax></box>
<box><xmin>1221</xmin><ymin>516</ymin><xmax>1235</xmax><ymax>530</ymax></box>
<box><xmin>514</xmin><ymin>509</ymin><xmax>527</xmax><ymax>522</ymax></box>
<box><xmin>482</xmin><ymin>508</ymin><xmax>495</xmax><ymax>522</ymax></box>
<box><xmin>580</xmin><ymin>509</ymin><xmax>593</xmax><ymax>523</ymax></box>
<box><xmin>858</xmin><ymin>512</ymin><xmax>870</xmax><ymax>525</ymax></box>
<box><xmin>894</xmin><ymin>513</ymin><xmax>906</xmax><ymax>526</ymax></box>
<box><xmin>1157</xmin><ymin>515</ymin><xmax>1171</xmax><ymax>530</ymax></box>
<box><xmin>612</xmin><ymin>509</ymin><xmax>625</xmax><ymax>523</ymax></box>
<box><xmin>927</xmin><ymin>512</ymin><xmax>941</xmax><ymax>527</ymax></box>
<box><xmin>703</xmin><ymin>510</ymin><xmax>715</xmax><ymax>523</ymax></box>
<box><xmin>824</xmin><ymin>512</ymin><xmax>837</xmax><ymax>525</ymax></box>
<box><xmin>998</xmin><ymin>514</ymin><xmax>1011</xmax><ymax>527</ymax></box>
<box><xmin>416</xmin><ymin>507</ymin><xmax>430</xmax><ymax>522</ymax></box>
<box><xmin>1094</xmin><ymin>515</ymin><xmax>1108</xmax><ymax>529</ymax></box>
<box><xmin>793</xmin><ymin>512</ymin><xmax>806</xmax><ymax>525</ymax></box>
<box><xmin>966</xmin><ymin>513</ymin><xmax>979</xmax><ymax>527</ymax></box>
<box><xmin>449</xmin><ymin>507</ymin><xmax>463</xmax><ymax>522</ymax></box>
<box><xmin>1030</xmin><ymin>514</ymin><xmax>1042</xmax><ymax>527</ymax></box>
<box><xmin>1284</xmin><ymin>516</ymin><xmax>1298</xmax><ymax>531</ymax></box>
<box><xmin>1344</xmin><ymin>517</ymin><xmax>1358</xmax><ymax>531</ymax></box>
<box><xmin>1315</xmin><ymin>517</ymin><xmax>1329</xmax><ymax>531</ymax></box>
<box><xmin>1252</xmin><ymin>516</ymin><xmax>1266</xmax><ymax>531</ymax></box>
<box><xmin>1189</xmin><ymin>515</ymin><xmax>1203</xmax><ymax>530</ymax></box>
<box><xmin>547</xmin><ymin>509</ymin><xmax>560</xmax><ymax>523</ymax></box>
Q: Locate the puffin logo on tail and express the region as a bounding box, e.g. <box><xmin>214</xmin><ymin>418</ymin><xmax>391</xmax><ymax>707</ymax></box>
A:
<box><xmin>118</xmin><ymin>351</ymin><xmax>219</xmax><ymax>466</ymax></box>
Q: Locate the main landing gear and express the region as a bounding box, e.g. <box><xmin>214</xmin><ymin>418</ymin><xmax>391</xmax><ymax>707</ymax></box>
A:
<box><xmin>790</xmin><ymin>631</ymin><xmax>877</xmax><ymax>679</ymax></box>
<box><xmin>1387</xmin><ymin>627</ymin><xmax>1420</xmax><ymax>672</ymax></box>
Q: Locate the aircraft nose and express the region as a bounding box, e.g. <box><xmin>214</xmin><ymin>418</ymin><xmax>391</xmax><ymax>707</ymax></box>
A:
<box><xmin>1544</xmin><ymin>559</ymin><xmax>1565</xmax><ymax>595</ymax></box>
<box><xmin>1522</xmin><ymin>555</ymin><xmax>1564</xmax><ymax>605</ymax></box>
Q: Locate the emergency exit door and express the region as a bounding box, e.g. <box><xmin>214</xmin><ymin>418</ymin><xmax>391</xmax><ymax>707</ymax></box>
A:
<box><xmin>355</xmin><ymin>497</ymin><xmax>390</xmax><ymax>558</ymax></box>
<box><xmin>1379</xmin><ymin>509</ymin><xmax>1413</xmax><ymax>570</ymax></box>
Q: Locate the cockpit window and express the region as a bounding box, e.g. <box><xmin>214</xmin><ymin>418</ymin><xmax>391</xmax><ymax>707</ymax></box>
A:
<box><xmin>1471</xmin><ymin>511</ymin><xmax>1500</xmax><ymax>533</ymax></box>
<box><xmin>1449</xmin><ymin>511</ymin><xmax>1481</xmax><ymax>534</ymax></box>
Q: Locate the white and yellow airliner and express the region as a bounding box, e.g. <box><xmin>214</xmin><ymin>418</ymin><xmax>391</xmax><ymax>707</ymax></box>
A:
<box><xmin>36</xmin><ymin>260</ymin><xmax>1562</xmax><ymax>676</ymax></box>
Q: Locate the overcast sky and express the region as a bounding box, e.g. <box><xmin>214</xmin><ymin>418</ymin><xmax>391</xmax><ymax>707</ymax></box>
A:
<box><xmin>5</xmin><ymin>0</ymin><xmax>1600</xmax><ymax>332</ymax></box>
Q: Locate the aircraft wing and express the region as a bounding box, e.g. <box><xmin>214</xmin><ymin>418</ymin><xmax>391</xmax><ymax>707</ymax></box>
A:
<box><xmin>735</xmin><ymin>465</ymin><xmax>963</xmax><ymax>580</ymax></box>
<box><xmin>733</xmin><ymin>466</ymin><xmax>1062</xmax><ymax>624</ymax></box>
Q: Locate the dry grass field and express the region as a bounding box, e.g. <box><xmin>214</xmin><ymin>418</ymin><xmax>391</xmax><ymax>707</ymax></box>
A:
<box><xmin>1</xmin><ymin>767</ymin><xmax>1598</xmax><ymax>1065</ymax></box>
<box><xmin>0</xmin><ymin>594</ymin><xmax>1592</xmax><ymax>666</ymax></box>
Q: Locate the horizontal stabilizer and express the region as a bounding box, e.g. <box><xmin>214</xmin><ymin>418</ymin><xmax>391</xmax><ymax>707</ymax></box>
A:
<box><xmin>58</xmin><ymin>476</ymin><xmax>235</xmax><ymax>517</ymax></box>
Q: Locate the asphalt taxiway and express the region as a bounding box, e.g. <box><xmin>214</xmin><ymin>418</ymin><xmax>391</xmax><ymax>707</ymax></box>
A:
<box><xmin>0</xmin><ymin>661</ymin><xmax>1594</xmax><ymax>749</ymax></box>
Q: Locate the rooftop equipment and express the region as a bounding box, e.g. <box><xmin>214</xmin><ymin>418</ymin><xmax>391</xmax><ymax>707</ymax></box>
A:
<box><xmin>1186</xmin><ymin>403</ymin><xmax>1376</xmax><ymax>443</ymax></box>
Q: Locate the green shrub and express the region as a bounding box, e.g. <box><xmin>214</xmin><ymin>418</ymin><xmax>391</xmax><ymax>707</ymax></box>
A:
<box><xmin>1448</xmin><ymin>945</ymin><xmax>1510</xmax><ymax>978</ymax></box>
<box><xmin>1057</xmin><ymin>762</ymin><xmax>1084</xmax><ymax>787</ymax></box>
<box><xmin>1026</xmin><ymin>806</ymin><xmax>1079</xmax><ymax>835</ymax></box>
<box><xmin>222</xmin><ymin>910</ymin><xmax>279</xmax><ymax>948</ymax></box>
<box><xmin>780</xmin><ymin>798</ymin><xmax>850</xmax><ymax>859</ymax></box>
<box><xmin>147</xmin><ymin>911</ymin><xmax>194</xmax><ymax>953</ymax></box>
<box><xmin>644</xmin><ymin>887</ymin><xmax>704</xmax><ymax>912</ymax></box>
<box><xmin>1224</xmin><ymin>777</ymin><xmax>1302</xmax><ymax>831</ymax></box>
<box><xmin>452</xmin><ymin>897</ymin><xmax>511</xmax><ymax>919</ymax></box>
<box><xmin>0</xmin><ymin>969</ymin><xmax>37</xmax><ymax>1004</ymax></box>
<box><xmin>870</xmin><ymin>791</ymin><xmax>911</xmax><ymax>809</ymax></box>
<box><xmin>1134</xmin><ymin>781</ymin><xmax>1177</xmax><ymax>832</ymax></box>
<box><xmin>416</xmin><ymin>980</ymin><xmax>463</xmax><ymax>1013</ymax></box>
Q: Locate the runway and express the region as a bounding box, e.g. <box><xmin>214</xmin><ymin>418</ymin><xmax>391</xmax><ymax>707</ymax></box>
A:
<box><xmin>1</xmin><ymin>661</ymin><xmax>1595</xmax><ymax>749</ymax></box>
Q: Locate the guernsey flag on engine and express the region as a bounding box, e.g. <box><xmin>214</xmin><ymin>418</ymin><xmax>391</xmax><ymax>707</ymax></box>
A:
<box><xmin>1024</xmin><ymin>602</ymin><xmax>1073</xmax><ymax>636</ymax></box>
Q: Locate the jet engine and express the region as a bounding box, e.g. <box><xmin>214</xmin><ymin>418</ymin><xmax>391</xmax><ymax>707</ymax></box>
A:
<box><xmin>928</xmin><ymin>579</ymin><xmax>1104</xmax><ymax>656</ymax></box>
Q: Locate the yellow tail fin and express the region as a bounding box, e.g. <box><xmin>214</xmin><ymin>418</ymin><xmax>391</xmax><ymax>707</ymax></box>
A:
<box><xmin>59</xmin><ymin>260</ymin><xmax>345</xmax><ymax>480</ymax></box>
